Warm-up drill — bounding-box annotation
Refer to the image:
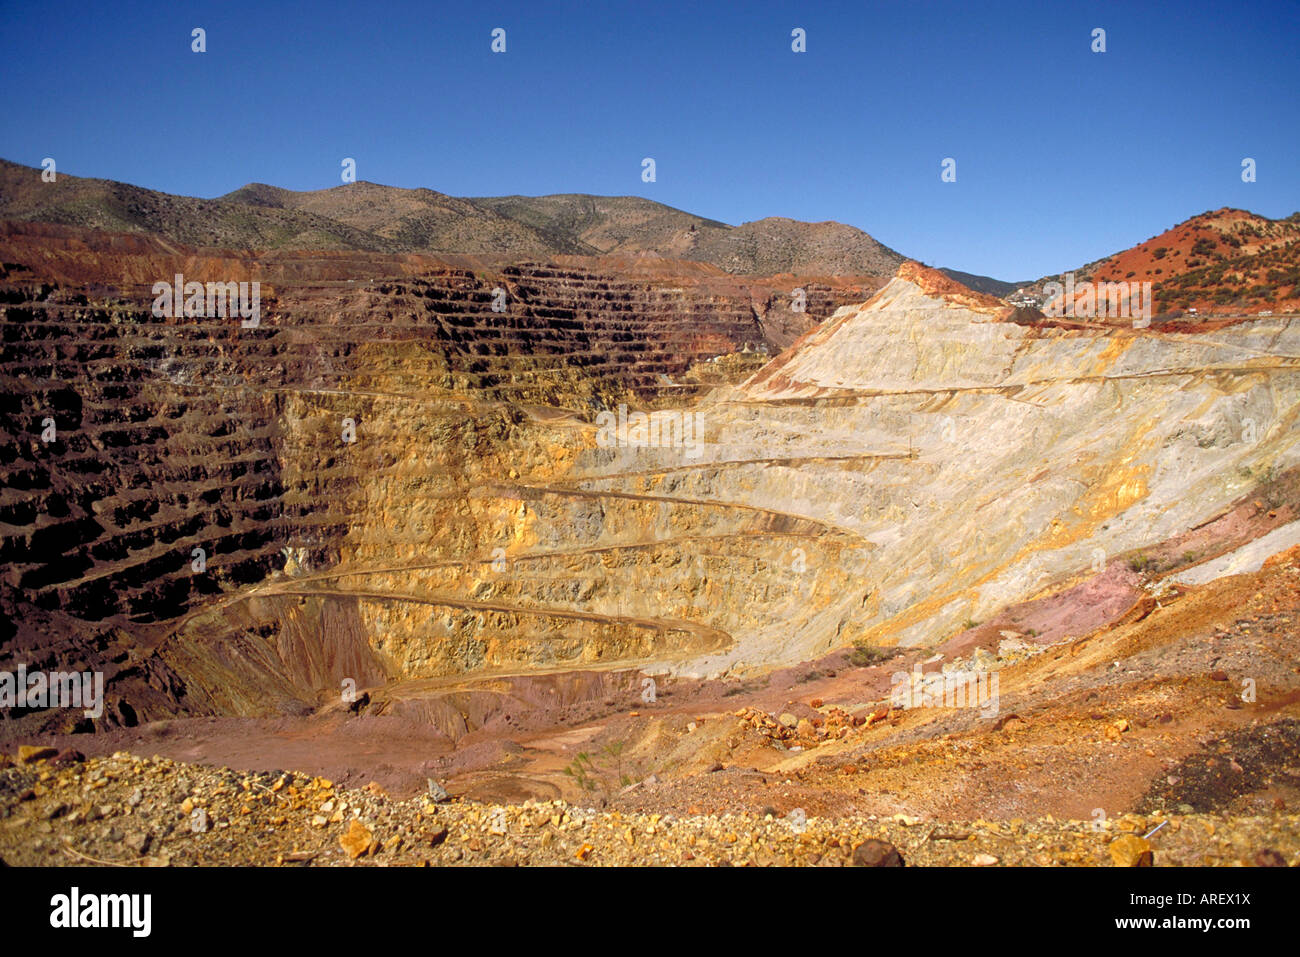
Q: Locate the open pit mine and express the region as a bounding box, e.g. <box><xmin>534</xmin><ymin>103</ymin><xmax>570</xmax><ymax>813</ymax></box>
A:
<box><xmin>2</xmin><ymin>219</ymin><xmax>1298</xmax><ymax>868</ymax></box>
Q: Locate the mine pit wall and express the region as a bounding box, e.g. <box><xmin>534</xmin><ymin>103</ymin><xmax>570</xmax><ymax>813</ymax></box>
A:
<box><xmin>15</xmin><ymin>229</ymin><xmax>1298</xmax><ymax>729</ymax></box>
<box><xmin>0</xmin><ymin>236</ymin><xmax>877</xmax><ymax>730</ymax></box>
<box><xmin>251</xmin><ymin>379</ymin><xmax>871</xmax><ymax>685</ymax></box>
<box><xmin>696</xmin><ymin>279</ymin><xmax>1300</xmax><ymax>668</ymax></box>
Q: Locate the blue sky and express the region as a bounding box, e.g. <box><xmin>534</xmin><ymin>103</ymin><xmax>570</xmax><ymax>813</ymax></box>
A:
<box><xmin>1</xmin><ymin>0</ymin><xmax>1296</xmax><ymax>279</ymax></box>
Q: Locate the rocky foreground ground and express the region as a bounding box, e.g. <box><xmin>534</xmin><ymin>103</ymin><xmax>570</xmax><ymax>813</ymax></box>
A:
<box><xmin>4</xmin><ymin>542</ymin><xmax>1299</xmax><ymax>868</ymax></box>
<box><xmin>1</xmin><ymin>748</ymin><xmax>1295</xmax><ymax>867</ymax></box>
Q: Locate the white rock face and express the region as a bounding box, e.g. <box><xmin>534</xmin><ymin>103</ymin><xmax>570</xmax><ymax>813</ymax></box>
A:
<box><xmin>628</xmin><ymin>270</ymin><xmax>1300</xmax><ymax>674</ymax></box>
<box><xmin>1171</xmin><ymin>521</ymin><xmax>1300</xmax><ymax>586</ymax></box>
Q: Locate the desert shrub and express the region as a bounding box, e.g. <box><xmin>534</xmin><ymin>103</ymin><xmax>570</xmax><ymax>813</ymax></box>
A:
<box><xmin>849</xmin><ymin>641</ymin><xmax>902</xmax><ymax>667</ymax></box>
<box><xmin>561</xmin><ymin>741</ymin><xmax>633</xmax><ymax>799</ymax></box>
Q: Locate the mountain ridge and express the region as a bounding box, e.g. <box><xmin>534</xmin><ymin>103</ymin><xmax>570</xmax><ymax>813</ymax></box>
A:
<box><xmin>0</xmin><ymin>159</ymin><xmax>905</xmax><ymax>277</ymax></box>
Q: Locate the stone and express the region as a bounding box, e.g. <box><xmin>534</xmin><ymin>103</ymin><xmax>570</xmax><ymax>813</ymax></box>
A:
<box><xmin>124</xmin><ymin>831</ymin><xmax>151</xmax><ymax>855</ymax></box>
<box><xmin>340</xmin><ymin>818</ymin><xmax>373</xmax><ymax>859</ymax></box>
<box><xmin>426</xmin><ymin>779</ymin><xmax>450</xmax><ymax>803</ymax></box>
<box><xmin>971</xmin><ymin>853</ymin><xmax>999</xmax><ymax>866</ymax></box>
<box><xmin>779</xmin><ymin>713</ymin><xmax>798</xmax><ymax>728</ymax></box>
<box><xmin>1109</xmin><ymin>834</ymin><xmax>1153</xmax><ymax>867</ymax></box>
<box><xmin>993</xmin><ymin>713</ymin><xmax>1025</xmax><ymax>732</ymax></box>
<box><xmin>18</xmin><ymin>745</ymin><xmax>57</xmax><ymax>764</ymax></box>
<box><xmin>852</xmin><ymin>839</ymin><xmax>904</xmax><ymax>867</ymax></box>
